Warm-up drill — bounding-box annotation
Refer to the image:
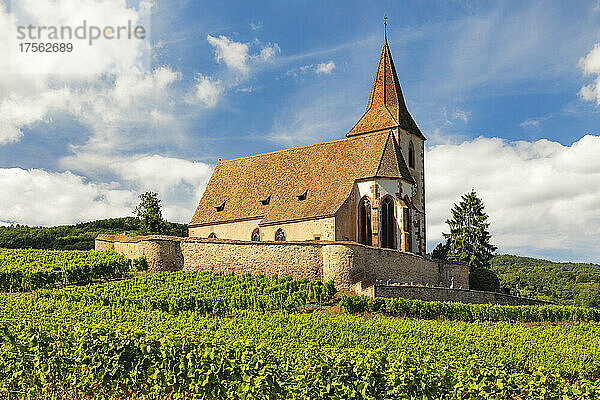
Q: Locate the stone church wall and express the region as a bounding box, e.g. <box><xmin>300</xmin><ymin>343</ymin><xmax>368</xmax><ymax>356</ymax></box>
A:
<box><xmin>95</xmin><ymin>234</ymin><xmax>468</xmax><ymax>292</ymax></box>
<box><xmin>189</xmin><ymin>217</ymin><xmax>336</xmax><ymax>242</ymax></box>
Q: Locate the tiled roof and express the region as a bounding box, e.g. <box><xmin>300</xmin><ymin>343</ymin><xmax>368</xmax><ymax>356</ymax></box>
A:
<box><xmin>348</xmin><ymin>40</ymin><xmax>425</xmax><ymax>139</ymax></box>
<box><xmin>189</xmin><ymin>130</ymin><xmax>414</xmax><ymax>227</ymax></box>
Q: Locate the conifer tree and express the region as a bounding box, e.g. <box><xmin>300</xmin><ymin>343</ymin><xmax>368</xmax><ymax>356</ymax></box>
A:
<box><xmin>442</xmin><ymin>190</ymin><xmax>497</xmax><ymax>271</ymax></box>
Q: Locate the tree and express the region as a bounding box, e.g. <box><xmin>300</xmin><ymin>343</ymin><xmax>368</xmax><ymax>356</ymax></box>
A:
<box><xmin>442</xmin><ymin>190</ymin><xmax>497</xmax><ymax>271</ymax></box>
<box><xmin>134</xmin><ymin>192</ymin><xmax>166</xmax><ymax>235</ymax></box>
<box><xmin>430</xmin><ymin>242</ymin><xmax>449</xmax><ymax>261</ymax></box>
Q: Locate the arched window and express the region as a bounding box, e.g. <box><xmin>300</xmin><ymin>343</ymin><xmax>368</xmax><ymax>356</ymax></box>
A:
<box><xmin>358</xmin><ymin>196</ymin><xmax>372</xmax><ymax>246</ymax></box>
<box><xmin>208</xmin><ymin>233</ymin><xmax>217</xmax><ymax>239</ymax></box>
<box><xmin>381</xmin><ymin>196</ymin><xmax>396</xmax><ymax>249</ymax></box>
<box><xmin>251</xmin><ymin>228</ymin><xmax>260</xmax><ymax>241</ymax></box>
<box><xmin>274</xmin><ymin>228</ymin><xmax>286</xmax><ymax>241</ymax></box>
<box><xmin>409</xmin><ymin>141</ymin><xmax>415</xmax><ymax>169</ymax></box>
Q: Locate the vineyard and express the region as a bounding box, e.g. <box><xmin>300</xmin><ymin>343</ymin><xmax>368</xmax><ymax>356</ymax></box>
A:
<box><xmin>1</xmin><ymin>250</ymin><xmax>600</xmax><ymax>397</ymax></box>
<box><xmin>340</xmin><ymin>293</ymin><xmax>600</xmax><ymax>322</ymax></box>
<box><xmin>0</xmin><ymin>248</ymin><xmax>129</xmax><ymax>291</ymax></box>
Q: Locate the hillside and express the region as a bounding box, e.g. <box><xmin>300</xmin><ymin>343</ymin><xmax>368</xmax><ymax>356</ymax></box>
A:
<box><xmin>491</xmin><ymin>254</ymin><xmax>600</xmax><ymax>307</ymax></box>
<box><xmin>0</xmin><ymin>217</ymin><xmax>187</xmax><ymax>250</ymax></box>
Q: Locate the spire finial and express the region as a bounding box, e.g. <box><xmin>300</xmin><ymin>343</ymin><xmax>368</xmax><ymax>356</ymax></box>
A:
<box><xmin>384</xmin><ymin>15</ymin><xmax>388</xmax><ymax>42</ymax></box>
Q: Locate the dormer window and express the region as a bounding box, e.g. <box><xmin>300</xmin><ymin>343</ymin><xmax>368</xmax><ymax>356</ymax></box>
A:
<box><xmin>260</xmin><ymin>195</ymin><xmax>271</xmax><ymax>206</ymax></box>
<box><xmin>215</xmin><ymin>202</ymin><xmax>226</xmax><ymax>212</ymax></box>
<box><xmin>297</xmin><ymin>190</ymin><xmax>307</xmax><ymax>201</ymax></box>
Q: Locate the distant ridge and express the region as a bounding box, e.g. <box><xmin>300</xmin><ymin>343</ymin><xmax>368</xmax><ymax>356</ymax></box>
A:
<box><xmin>491</xmin><ymin>254</ymin><xmax>600</xmax><ymax>307</ymax></box>
<box><xmin>0</xmin><ymin>217</ymin><xmax>187</xmax><ymax>250</ymax></box>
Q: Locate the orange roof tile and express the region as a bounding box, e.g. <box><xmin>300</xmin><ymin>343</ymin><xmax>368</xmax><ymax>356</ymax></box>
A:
<box><xmin>348</xmin><ymin>40</ymin><xmax>425</xmax><ymax>139</ymax></box>
<box><xmin>189</xmin><ymin>131</ymin><xmax>414</xmax><ymax>227</ymax></box>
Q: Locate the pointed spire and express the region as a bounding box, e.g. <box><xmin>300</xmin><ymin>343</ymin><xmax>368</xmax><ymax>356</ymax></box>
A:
<box><xmin>347</xmin><ymin>31</ymin><xmax>424</xmax><ymax>139</ymax></box>
<box><xmin>384</xmin><ymin>15</ymin><xmax>388</xmax><ymax>43</ymax></box>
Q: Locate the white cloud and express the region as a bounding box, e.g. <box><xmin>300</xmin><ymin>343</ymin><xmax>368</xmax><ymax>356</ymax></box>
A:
<box><xmin>0</xmin><ymin>154</ymin><xmax>213</xmax><ymax>226</ymax></box>
<box><xmin>207</xmin><ymin>34</ymin><xmax>250</xmax><ymax>75</ymax></box>
<box><xmin>191</xmin><ymin>74</ymin><xmax>222</xmax><ymax>108</ymax></box>
<box><xmin>0</xmin><ymin>168</ymin><xmax>136</xmax><ymax>226</ymax></box>
<box><xmin>288</xmin><ymin>60</ymin><xmax>336</xmax><ymax>77</ymax></box>
<box><xmin>315</xmin><ymin>61</ymin><xmax>336</xmax><ymax>74</ymax></box>
<box><xmin>256</xmin><ymin>43</ymin><xmax>280</xmax><ymax>62</ymax></box>
<box><xmin>519</xmin><ymin>114</ymin><xmax>554</xmax><ymax>130</ymax></box>
<box><xmin>427</xmin><ymin>135</ymin><xmax>600</xmax><ymax>261</ymax></box>
<box><xmin>579</xmin><ymin>43</ymin><xmax>600</xmax><ymax>105</ymax></box>
<box><xmin>206</xmin><ymin>35</ymin><xmax>280</xmax><ymax>76</ymax></box>
<box><xmin>453</xmin><ymin>109</ymin><xmax>470</xmax><ymax>123</ymax></box>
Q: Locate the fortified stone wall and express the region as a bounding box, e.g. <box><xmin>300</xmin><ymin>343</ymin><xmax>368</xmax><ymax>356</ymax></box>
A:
<box><xmin>181</xmin><ymin>240</ymin><xmax>323</xmax><ymax>281</ymax></box>
<box><xmin>95</xmin><ymin>234</ymin><xmax>468</xmax><ymax>291</ymax></box>
<box><xmin>374</xmin><ymin>285</ymin><xmax>549</xmax><ymax>306</ymax></box>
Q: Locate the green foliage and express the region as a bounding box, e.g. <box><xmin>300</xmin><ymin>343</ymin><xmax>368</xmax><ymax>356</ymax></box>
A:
<box><xmin>44</xmin><ymin>271</ymin><xmax>336</xmax><ymax>315</ymax></box>
<box><xmin>492</xmin><ymin>254</ymin><xmax>600</xmax><ymax>307</ymax></box>
<box><xmin>442</xmin><ymin>191</ymin><xmax>497</xmax><ymax>270</ymax></box>
<box><xmin>2</xmin><ymin>270</ymin><xmax>600</xmax><ymax>397</ymax></box>
<box><xmin>1</xmin><ymin>324</ymin><xmax>598</xmax><ymax>399</ymax></box>
<box><xmin>0</xmin><ymin>248</ymin><xmax>129</xmax><ymax>291</ymax></box>
<box><xmin>469</xmin><ymin>268</ymin><xmax>500</xmax><ymax>292</ymax></box>
<box><xmin>430</xmin><ymin>241</ymin><xmax>449</xmax><ymax>261</ymax></box>
<box><xmin>0</xmin><ymin>217</ymin><xmax>187</xmax><ymax>250</ymax></box>
<box><xmin>339</xmin><ymin>294</ymin><xmax>600</xmax><ymax>322</ymax></box>
<box><xmin>0</xmin><ymin>302</ymin><xmax>600</xmax><ymax>397</ymax></box>
<box><xmin>131</xmin><ymin>256</ymin><xmax>148</xmax><ymax>272</ymax></box>
<box><xmin>134</xmin><ymin>192</ymin><xmax>166</xmax><ymax>235</ymax></box>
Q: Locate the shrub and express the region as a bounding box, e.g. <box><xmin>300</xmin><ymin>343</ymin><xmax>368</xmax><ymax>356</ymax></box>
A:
<box><xmin>469</xmin><ymin>268</ymin><xmax>500</xmax><ymax>292</ymax></box>
<box><xmin>132</xmin><ymin>256</ymin><xmax>148</xmax><ymax>272</ymax></box>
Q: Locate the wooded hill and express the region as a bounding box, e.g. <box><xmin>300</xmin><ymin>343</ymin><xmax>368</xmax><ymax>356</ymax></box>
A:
<box><xmin>491</xmin><ymin>254</ymin><xmax>600</xmax><ymax>307</ymax></box>
<box><xmin>0</xmin><ymin>218</ymin><xmax>187</xmax><ymax>250</ymax></box>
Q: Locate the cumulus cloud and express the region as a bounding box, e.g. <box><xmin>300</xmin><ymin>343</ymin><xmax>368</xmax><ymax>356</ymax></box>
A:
<box><xmin>579</xmin><ymin>43</ymin><xmax>600</xmax><ymax>105</ymax></box>
<box><xmin>315</xmin><ymin>61</ymin><xmax>336</xmax><ymax>74</ymax></box>
<box><xmin>0</xmin><ymin>154</ymin><xmax>213</xmax><ymax>226</ymax></box>
<box><xmin>191</xmin><ymin>74</ymin><xmax>222</xmax><ymax>108</ymax></box>
<box><xmin>207</xmin><ymin>35</ymin><xmax>251</xmax><ymax>75</ymax></box>
<box><xmin>256</xmin><ymin>43</ymin><xmax>280</xmax><ymax>62</ymax></box>
<box><xmin>206</xmin><ymin>35</ymin><xmax>280</xmax><ymax>76</ymax></box>
<box><xmin>0</xmin><ymin>168</ymin><xmax>136</xmax><ymax>226</ymax></box>
<box><xmin>427</xmin><ymin>135</ymin><xmax>600</xmax><ymax>261</ymax></box>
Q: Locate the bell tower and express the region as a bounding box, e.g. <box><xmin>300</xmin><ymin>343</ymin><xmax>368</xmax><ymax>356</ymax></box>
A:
<box><xmin>347</xmin><ymin>28</ymin><xmax>427</xmax><ymax>254</ymax></box>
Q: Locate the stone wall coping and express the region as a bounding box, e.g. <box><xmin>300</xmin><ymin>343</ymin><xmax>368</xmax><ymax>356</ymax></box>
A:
<box><xmin>375</xmin><ymin>284</ymin><xmax>551</xmax><ymax>305</ymax></box>
<box><xmin>95</xmin><ymin>234</ymin><xmax>466</xmax><ymax>267</ymax></box>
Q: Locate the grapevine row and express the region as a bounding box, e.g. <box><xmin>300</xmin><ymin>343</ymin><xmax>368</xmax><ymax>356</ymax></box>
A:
<box><xmin>339</xmin><ymin>294</ymin><xmax>600</xmax><ymax>322</ymax></box>
<box><xmin>0</xmin><ymin>248</ymin><xmax>129</xmax><ymax>291</ymax></box>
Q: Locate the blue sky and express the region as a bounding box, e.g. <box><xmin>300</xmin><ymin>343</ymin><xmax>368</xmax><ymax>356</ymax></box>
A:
<box><xmin>2</xmin><ymin>0</ymin><xmax>600</xmax><ymax>262</ymax></box>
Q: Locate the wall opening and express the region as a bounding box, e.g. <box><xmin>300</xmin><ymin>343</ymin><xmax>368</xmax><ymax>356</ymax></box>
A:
<box><xmin>381</xmin><ymin>196</ymin><xmax>396</xmax><ymax>249</ymax></box>
<box><xmin>358</xmin><ymin>196</ymin><xmax>372</xmax><ymax>246</ymax></box>
<box><xmin>402</xmin><ymin>203</ymin><xmax>412</xmax><ymax>252</ymax></box>
<box><xmin>275</xmin><ymin>228</ymin><xmax>286</xmax><ymax>241</ymax></box>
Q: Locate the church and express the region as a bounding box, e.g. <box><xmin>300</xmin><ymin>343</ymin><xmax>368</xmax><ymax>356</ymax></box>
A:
<box><xmin>189</xmin><ymin>37</ymin><xmax>427</xmax><ymax>255</ymax></box>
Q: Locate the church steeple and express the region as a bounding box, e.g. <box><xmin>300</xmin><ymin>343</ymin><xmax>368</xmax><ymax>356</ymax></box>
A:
<box><xmin>347</xmin><ymin>36</ymin><xmax>424</xmax><ymax>139</ymax></box>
